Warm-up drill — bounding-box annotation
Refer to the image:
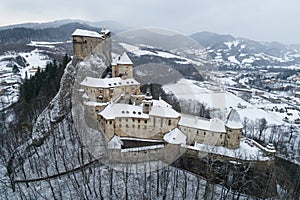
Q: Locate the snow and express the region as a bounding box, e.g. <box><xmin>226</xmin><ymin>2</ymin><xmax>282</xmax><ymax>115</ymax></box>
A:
<box><xmin>225</xmin><ymin>109</ymin><xmax>243</xmax><ymax>129</ymax></box>
<box><xmin>80</xmin><ymin>77</ymin><xmax>139</xmax><ymax>88</ymax></box>
<box><xmin>117</xmin><ymin>52</ymin><xmax>133</xmax><ymax>65</ymax></box>
<box><xmin>121</xmin><ymin>144</ymin><xmax>164</xmax><ymax>152</ymax></box>
<box><xmin>119</xmin><ymin>43</ymin><xmax>204</xmax><ymax>66</ymax></box>
<box><xmin>187</xmin><ymin>139</ymin><xmax>270</xmax><ymax>161</ymax></box>
<box><xmin>163</xmin><ymin>128</ymin><xmax>187</xmax><ymax>144</ymax></box>
<box><xmin>242</xmin><ymin>57</ymin><xmax>255</xmax><ymax>64</ymax></box>
<box><xmin>209</xmin><ymin>118</ymin><xmax>226</xmax><ymax>132</ymax></box>
<box><xmin>28</xmin><ymin>41</ymin><xmax>66</xmax><ymax>48</ymax></box>
<box><xmin>72</xmin><ymin>29</ymin><xmax>105</xmax><ymax>39</ymax></box>
<box><xmin>107</xmin><ymin>135</ymin><xmax>123</xmax><ymax>149</ymax></box>
<box><xmin>224</xmin><ymin>41</ymin><xmax>239</xmax><ymax>49</ymax></box>
<box><xmin>99</xmin><ymin>103</ymin><xmax>149</xmax><ymax>120</ymax></box>
<box><xmin>179</xmin><ymin>114</ymin><xmax>226</xmax><ymax>133</ymax></box>
<box><xmin>228</xmin><ymin>56</ymin><xmax>240</xmax><ymax>64</ymax></box>
<box><xmin>149</xmin><ymin>104</ymin><xmax>181</xmax><ymax>118</ymax></box>
<box><xmin>84</xmin><ymin>101</ymin><xmax>108</xmax><ymax>107</ymax></box>
<box><xmin>237</xmin><ymin>108</ymin><xmax>285</xmax><ymax>125</ymax></box>
<box><xmin>163</xmin><ymin>78</ymin><xmax>253</xmax><ymax>110</ymax></box>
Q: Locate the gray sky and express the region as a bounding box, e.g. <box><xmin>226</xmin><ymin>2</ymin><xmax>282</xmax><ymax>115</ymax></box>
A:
<box><xmin>1</xmin><ymin>0</ymin><xmax>300</xmax><ymax>44</ymax></box>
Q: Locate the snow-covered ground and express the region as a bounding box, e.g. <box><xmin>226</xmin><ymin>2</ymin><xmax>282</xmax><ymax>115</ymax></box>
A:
<box><xmin>163</xmin><ymin>78</ymin><xmax>254</xmax><ymax>111</ymax></box>
<box><xmin>0</xmin><ymin>48</ymin><xmax>51</xmax><ymax>110</ymax></box>
<box><xmin>185</xmin><ymin>139</ymin><xmax>270</xmax><ymax>161</ymax></box>
<box><xmin>119</xmin><ymin>42</ymin><xmax>205</xmax><ymax>66</ymax></box>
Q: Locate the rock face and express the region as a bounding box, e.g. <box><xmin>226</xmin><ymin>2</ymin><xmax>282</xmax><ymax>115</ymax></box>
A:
<box><xmin>7</xmin><ymin>44</ymin><xmax>111</xmax><ymax>186</ymax></box>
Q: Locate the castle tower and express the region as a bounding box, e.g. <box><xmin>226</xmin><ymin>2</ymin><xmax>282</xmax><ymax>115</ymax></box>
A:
<box><xmin>225</xmin><ymin>109</ymin><xmax>243</xmax><ymax>149</ymax></box>
<box><xmin>142</xmin><ymin>88</ymin><xmax>153</xmax><ymax>114</ymax></box>
<box><xmin>112</xmin><ymin>52</ymin><xmax>133</xmax><ymax>79</ymax></box>
<box><xmin>72</xmin><ymin>29</ymin><xmax>111</xmax><ymax>62</ymax></box>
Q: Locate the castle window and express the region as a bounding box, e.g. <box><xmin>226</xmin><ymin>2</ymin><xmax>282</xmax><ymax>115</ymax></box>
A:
<box><xmin>168</xmin><ymin>119</ymin><xmax>171</xmax><ymax>126</ymax></box>
<box><xmin>133</xmin><ymin>111</ymin><xmax>136</xmax><ymax>114</ymax></box>
<box><xmin>133</xmin><ymin>119</ymin><xmax>135</xmax><ymax>122</ymax></box>
<box><xmin>138</xmin><ymin>125</ymin><xmax>140</xmax><ymax>129</ymax></box>
<box><xmin>119</xmin><ymin>119</ymin><xmax>121</xmax><ymax>122</ymax></box>
<box><xmin>220</xmin><ymin>134</ymin><xmax>222</xmax><ymax>138</ymax></box>
<box><xmin>138</xmin><ymin>112</ymin><xmax>141</xmax><ymax>115</ymax></box>
<box><xmin>145</xmin><ymin>120</ymin><xmax>147</xmax><ymax>124</ymax></box>
<box><xmin>138</xmin><ymin>120</ymin><xmax>140</xmax><ymax>123</ymax></box>
<box><xmin>126</xmin><ymin>119</ymin><xmax>128</xmax><ymax>122</ymax></box>
<box><xmin>126</xmin><ymin>111</ymin><xmax>129</xmax><ymax>114</ymax></box>
<box><xmin>126</xmin><ymin>124</ymin><xmax>129</xmax><ymax>128</ymax></box>
<box><xmin>109</xmin><ymin>121</ymin><xmax>112</xmax><ymax>125</ymax></box>
<box><xmin>204</xmin><ymin>132</ymin><xmax>206</xmax><ymax>136</ymax></box>
<box><xmin>132</xmin><ymin>124</ymin><xmax>135</xmax><ymax>128</ymax></box>
<box><xmin>119</xmin><ymin>124</ymin><xmax>122</xmax><ymax>127</ymax></box>
<box><xmin>122</xmin><ymin>111</ymin><xmax>125</xmax><ymax>114</ymax></box>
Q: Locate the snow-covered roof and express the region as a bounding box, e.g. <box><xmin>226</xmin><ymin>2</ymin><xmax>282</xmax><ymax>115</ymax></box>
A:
<box><xmin>72</xmin><ymin>29</ymin><xmax>105</xmax><ymax>39</ymax></box>
<box><xmin>84</xmin><ymin>101</ymin><xmax>108</xmax><ymax>107</ymax></box>
<box><xmin>100</xmin><ymin>28</ymin><xmax>111</xmax><ymax>35</ymax></box>
<box><xmin>209</xmin><ymin>118</ymin><xmax>226</xmax><ymax>133</ymax></box>
<box><xmin>225</xmin><ymin>109</ymin><xmax>243</xmax><ymax>129</ymax></box>
<box><xmin>149</xmin><ymin>105</ymin><xmax>181</xmax><ymax>118</ymax></box>
<box><xmin>99</xmin><ymin>103</ymin><xmax>149</xmax><ymax>120</ymax></box>
<box><xmin>117</xmin><ymin>52</ymin><xmax>133</xmax><ymax>65</ymax></box>
<box><xmin>163</xmin><ymin>128</ymin><xmax>186</xmax><ymax>145</ymax></box>
<box><xmin>80</xmin><ymin>77</ymin><xmax>140</xmax><ymax>88</ymax></box>
<box><xmin>179</xmin><ymin>115</ymin><xmax>226</xmax><ymax>133</ymax></box>
<box><xmin>107</xmin><ymin>135</ymin><xmax>123</xmax><ymax>149</ymax></box>
<box><xmin>152</xmin><ymin>99</ymin><xmax>172</xmax><ymax>108</ymax></box>
<box><xmin>99</xmin><ymin>100</ymin><xmax>180</xmax><ymax>120</ymax></box>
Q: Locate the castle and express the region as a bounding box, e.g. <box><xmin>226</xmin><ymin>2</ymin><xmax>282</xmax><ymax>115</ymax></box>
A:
<box><xmin>73</xmin><ymin>28</ymin><xmax>243</xmax><ymax>150</ymax></box>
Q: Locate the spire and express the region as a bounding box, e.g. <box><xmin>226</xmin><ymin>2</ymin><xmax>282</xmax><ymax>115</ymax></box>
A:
<box><xmin>225</xmin><ymin>109</ymin><xmax>243</xmax><ymax>129</ymax></box>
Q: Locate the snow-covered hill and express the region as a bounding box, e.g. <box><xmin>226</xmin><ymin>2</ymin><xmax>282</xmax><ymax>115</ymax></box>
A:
<box><xmin>0</xmin><ymin>41</ymin><xmax>71</xmax><ymax>111</ymax></box>
<box><xmin>191</xmin><ymin>32</ymin><xmax>300</xmax><ymax>70</ymax></box>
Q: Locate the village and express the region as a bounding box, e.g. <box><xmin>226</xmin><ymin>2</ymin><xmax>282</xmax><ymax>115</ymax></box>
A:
<box><xmin>73</xmin><ymin>28</ymin><xmax>277</xmax><ymax>163</ymax></box>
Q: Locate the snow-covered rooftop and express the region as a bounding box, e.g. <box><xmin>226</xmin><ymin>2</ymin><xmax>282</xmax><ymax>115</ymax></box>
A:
<box><xmin>80</xmin><ymin>77</ymin><xmax>140</xmax><ymax>88</ymax></box>
<box><xmin>99</xmin><ymin>103</ymin><xmax>149</xmax><ymax>120</ymax></box>
<box><xmin>179</xmin><ymin>115</ymin><xmax>226</xmax><ymax>133</ymax></box>
<box><xmin>100</xmin><ymin>28</ymin><xmax>111</xmax><ymax>35</ymax></box>
<box><xmin>99</xmin><ymin>100</ymin><xmax>180</xmax><ymax>120</ymax></box>
<box><xmin>149</xmin><ymin>105</ymin><xmax>181</xmax><ymax>118</ymax></box>
<box><xmin>117</xmin><ymin>52</ymin><xmax>133</xmax><ymax>65</ymax></box>
<box><xmin>72</xmin><ymin>29</ymin><xmax>105</xmax><ymax>39</ymax></box>
<box><xmin>225</xmin><ymin>109</ymin><xmax>243</xmax><ymax>129</ymax></box>
<box><xmin>163</xmin><ymin>128</ymin><xmax>186</xmax><ymax>145</ymax></box>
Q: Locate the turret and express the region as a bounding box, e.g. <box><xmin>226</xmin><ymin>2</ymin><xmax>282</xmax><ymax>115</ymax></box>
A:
<box><xmin>111</xmin><ymin>52</ymin><xmax>133</xmax><ymax>78</ymax></box>
<box><xmin>142</xmin><ymin>88</ymin><xmax>153</xmax><ymax>114</ymax></box>
<box><xmin>225</xmin><ymin>109</ymin><xmax>243</xmax><ymax>149</ymax></box>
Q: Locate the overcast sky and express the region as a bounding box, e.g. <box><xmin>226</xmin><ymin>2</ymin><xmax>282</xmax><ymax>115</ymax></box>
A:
<box><xmin>1</xmin><ymin>0</ymin><xmax>300</xmax><ymax>44</ymax></box>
